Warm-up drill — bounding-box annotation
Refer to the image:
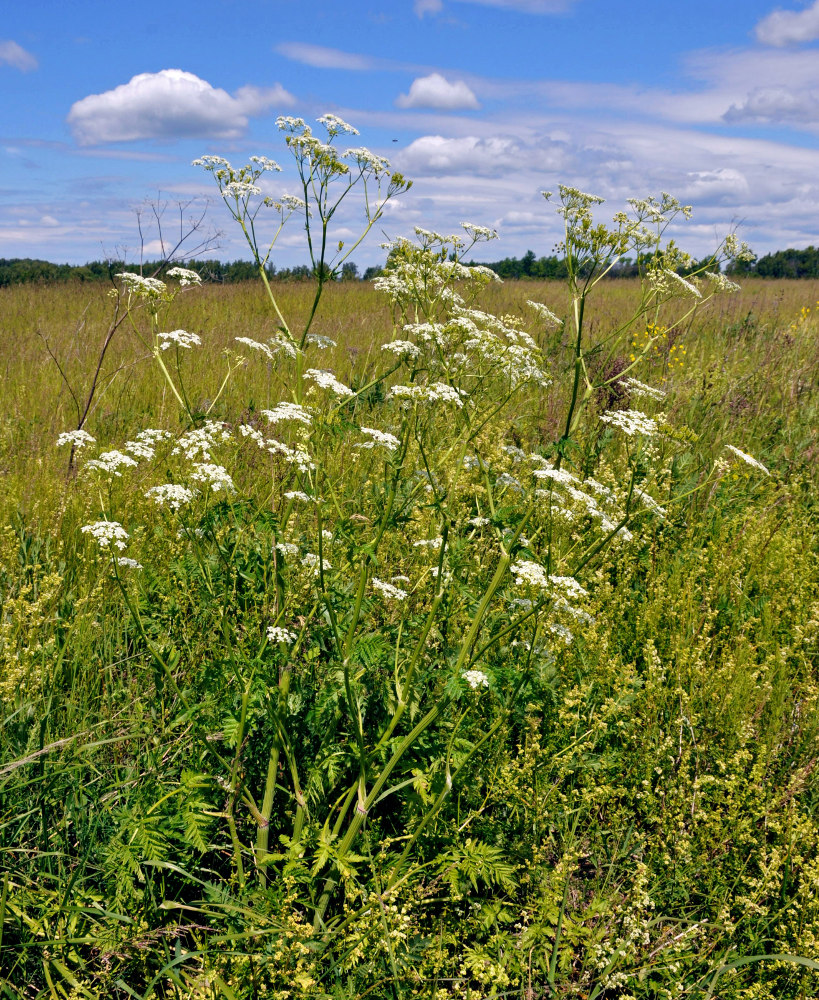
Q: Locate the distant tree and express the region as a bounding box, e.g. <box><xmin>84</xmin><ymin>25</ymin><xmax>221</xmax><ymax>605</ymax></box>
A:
<box><xmin>341</xmin><ymin>262</ymin><xmax>359</xmax><ymax>281</ymax></box>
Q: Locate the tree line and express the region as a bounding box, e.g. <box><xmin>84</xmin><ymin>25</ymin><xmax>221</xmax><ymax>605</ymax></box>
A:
<box><xmin>4</xmin><ymin>246</ymin><xmax>819</xmax><ymax>287</ymax></box>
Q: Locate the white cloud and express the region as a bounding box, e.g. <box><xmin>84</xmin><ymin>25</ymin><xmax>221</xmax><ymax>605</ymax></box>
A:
<box><xmin>396</xmin><ymin>74</ymin><xmax>480</xmax><ymax>110</ymax></box>
<box><xmin>725</xmin><ymin>85</ymin><xmax>819</xmax><ymax>124</ymax></box>
<box><xmin>414</xmin><ymin>0</ymin><xmax>444</xmax><ymax>15</ymax></box>
<box><xmin>67</xmin><ymin>69</ymin><xmax>294</xmax><ymax>146</ymax></box>
<box><xmin>397</xmin><ymin>134</ymin><xmax>525</xmax><ymax>175</ymax></box>
<box><xmin>275</xmin><ymin>42</ymin><xmax>377</xmax><ymax>70</ymax></box>
<box><xmin>0</xmin><ymin>40</ymin><xmax>37</xmax><ymax>72</ymax></box>
<box><xmin>755</xmin><ymin>0</ymin><xmax>819</xmax><ymax>46</ymax></box>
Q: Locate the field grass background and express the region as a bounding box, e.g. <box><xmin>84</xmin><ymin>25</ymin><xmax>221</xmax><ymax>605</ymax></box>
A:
<box><xmin>0</xmin><ymin>276</ymin><xmax>818</xmax><ymax>998</ymax></box>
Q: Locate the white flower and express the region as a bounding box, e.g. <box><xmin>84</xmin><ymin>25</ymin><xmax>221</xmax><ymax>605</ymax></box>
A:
<box><xmin>158</xmin><ymin>329</ymin><xmax>201</xmax><ymax>351</ymax></box>
<box><xmin>136</xmin><ymin>428</ymin><xmax>173</xmax><ymax>444</ymax></box>
<box><xmin>235</xmin><ymin>336</ymin><xmax>275</xmax><ymax>360</ymax></box>
<box><xmin>261</xmin><ymin>402</ymin><xmax>313</xmax><ymax>426</ymax></box>
<box><xmin>356</xmin><ymin>427</ymin><xmax>400</xmax><ymax>451</ymax></box>
<box><xmin>549</xmin><ymin>575</ymin><xmax>588</xmax><ymax>599</ymax></box>
<box><xmin>511</xmin><ymin>559</ymin><xmax>549</xmax><ymax>589</ymax></box>
<box><xmin>303</xmin><ymin>369</ymin><xmax>354</xmax><ymax>398</ymax></box>
<box><xmin>461</xmin><ymin>222</ymin><xmax>497</xmax><ymax>242</ymax></box>
<box><xmin>222</xmin><ymin>180</ymin><xmax>262</xmax><ymax>199</ymax></box>
<box><xmin>305</xmin><ymin>333</ymin><xmax>337</xmax><ymax>349</ymax></box>
<box><xmin>533</xmin><ymin>465</ymin><xmax>578</xmax><ymax>485</ymax></box>
<box><xmin>239</xmin><ymin>424</ymin><xmax>265</xmax><ymax>446</ymax></box>
<box><xmin>173</xmin><ymin>422</ymin><xmax>231</xmax><ymax>461</ymax></box>
<box><xmin>145</xmin><ymin>484</ymin><xmax>194</xmax><ymax>510</ymax></box>
<box><xmin>81</xmin><ymin>520</ymin><xmax>129</xmax><ymax>551</ymax></box>
<box><xmin>301</xmin><ymin>552</ymin><xmax>332</xmax><ymax>576</ymax></box>
<box><xmin>124</xmin><ymin>439</ymin><xmax>156</xmax><ymax>460</ymax></box>
<box><xmin>468</xmin><ymin>516</ymin><xmax>490</xmax><ymax>527</ymax></box>
<box><xmin>633</xmin><ymin>487</ymin><xmax>667</xmax><ymax>518</ymax></box>
<box><xmin>600</xmin><ymin>409</ymin><xmax>657</xmax><ymax>437</ymax></box>
<box><xmin>116</xmin><ymin>272</ymin><xmax>166</xmax><ymax>298</ymax></box>
<box><xmin>526</xmin><ymin>300</ymin><xmax>562</xmax><ymax>329</ymax></box>
<box><xmin>495</xmin><ymin>473</ymin><xmax>523</xmax><ymax>492</ymax></box>
<box><xmin>381</xmin><ymin>340</ymin><xmax>422</xmax><ymax>360</ymax></box>
<box><xmin>284</xmin><ymin>491</ymin><xmax>314</xmax><ymax>502</ymax></box>
<box><xmin>413</xmin><ymin>536</ymin><xmax>443</xmax><ymax>549</ymax></box>
<box><xmin>372</xmin><ymin>577</ymin><xmax>408</xmax><ymax>601</ymax></box>
<box><xmin>389</xmin><ymin>383</ymin><xmax>466</xmax><ymax>408</ymax></box>
<box><xmin>166</xmin><ymin>267</ymin><xmax>202</xmax><ymax>287</ymax></box>
<box><xmin>248</xmin><ymin>155</ymin><xmax>281</xmax><ymax>172</ymax></box>
<box><xmin>275</xmin><ymin>542</ymin><xmax>299</xmax><ymax>557</ymax></box>
<box><xmin>549</xmin><ymin>623</ymin><xmax>574</xmax><ymax>645</ymax></box>
<box><xmin>190</xmin><ymin>463</ymin><xmax>235</xmax><ymax>493</ymax></box>
<box><xmin>724</xmin><ymin>444</ymin><xmax>769</xmax><ymax>475</ymax></box>
<box><xmin>703</xmin><ymin>271</ymin><xmax>741</xmax><ymax>294</ymax></box>
<box><xmin>56</xmin><ymin>429</ymin><xmax>96</xmax><ymax>450</ymax></box>
<box><xmin>620</xmin><ymin>377</ymin><xmax>666</xmax><ymax>402</ymax></box>
<box><xmin>317</xmin><ymin>113</ymin><xmax>359</xmax><ymax>136</ymax></box>
<box><xmin>462</xmin><ymin>669</ymin><xmax>489</xmax><ymax>690</ymax></box>
<box><xmin>85</xmin><ymin>450</ymin><xmax>138</xmax><ymax>477</ymax></box>
<box><xmin>267</xmin><ymin>625</ymin><xmax>298</xmax><ymax>644</ymax></box>
<box><xmin>266</xmin><ymin>440</ymin><xmax>315</xmax><ymax>472</ymax></box>
<box><xmin>116</xmin><ymin>557</ymin><xmax>143</xmax><ymax>570</ymax></box>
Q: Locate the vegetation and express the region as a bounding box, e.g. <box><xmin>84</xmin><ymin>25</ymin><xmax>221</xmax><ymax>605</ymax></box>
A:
<box><xmin>1</xmin><ymin>119</ymin><xmax>818</xmax><ymax>1000</ymax></box>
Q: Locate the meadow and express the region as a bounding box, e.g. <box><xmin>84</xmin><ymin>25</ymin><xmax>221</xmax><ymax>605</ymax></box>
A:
<box><xmin>1</xmin><ymin>129</ymin><xmax>819</xmax><ymax>999</ymax></box>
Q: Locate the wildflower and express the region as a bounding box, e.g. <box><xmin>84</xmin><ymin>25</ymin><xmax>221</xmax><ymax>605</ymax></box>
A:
<box><xmin>317</xmin><ymin>113</ymin><xmax>359</xmax><ymax>137</ymax></box>
<box><xmin>222</xmin><ymin>180</ymin><xmax>262</xmax><ymax>199</ymax></box>
<box><xmin>526</xmin><ymin>300</ymin><xmax>562</xmax><ymax>329</ymax></box>
<box><xmin>413</xmin><ymin>537</ymin><xmax>443</xmax><ymax>549</ymax></box>
<box><xmin>372</xmin><ymin>578</ymin><xmax>408</xmax><ymax>600</ymax></box>
<box><xmin>634</xmin><ymin>488</ymin><xmax>667</xmax><ymax>518</ymax></box>
<box><xmin>356</xmin><ymin>427</ymin><xmax>400</xmax><ymax>451</ymax></box>
<box><xmin>136</xmin><ymin>428</ymin><xmax>173</xmax><ymax>444</ymax></box>
<box><xmin>725</xmin><ymin>444</ymin><xmax>769</xmax><ymax>475</ymax></box>
<box><xmin>303</xmin><ymin>368</ymin><xmax>354</xmax><ymax>398</ymax></box>
<box><xmin>275</xmin><ymin>542</ymin><xmax>299</xmax><ymax>557</ymax></box>
<box><xmin>266</xmin><ymin>440</ymin><xmax>315</xmax><ymax>472</ymax></box>
<box><xmin>116</xmin><ymin>272</ymin><xmax>167</xmax><ymax>299</ymax></box>
<box><xmin>124</xmin><ymin>439</ymin><xmax>156</xmax><ymax>460</ymax></box>
<box><xmin>236</xmin><ymin>337</ymin><xmax>275</xmax><ymax>360</ymax></box>
<box><xmin>549</xmin><ymin>623</ymin><xmax>574</xmax><ymax>645</ymax></box>
<box><xmin>145</xmin><ymin>484</ymin><xmax>195</xmax><ymax>510</ymax></box>
<box><xmin>267</xmin><ymin>625</ymin><xmax>298</xmax><ymax>644</ymax></box>
<box><xmin>248</xmin><ymin>155</ymin><xmax>281</xmax><ymax>172</ymax></box>
<box><xmin>461</xmin><ymin>222</ymin><xmax>497</xmax><ymax>242</ymax></box>
<box><xmin>284</xmin><ymin>491</ymin><xmax>314</xmax><ymax>502</ymax></box>
<box><xmin>549</xmin><ymin>575</ymin><xmax>588</xmax><ymax>599</ymax></box>
<box><xmin>116</xmin><ymin>557</ymin><xmax>143</xmax><ymax>570</ymax></box>
<box><xmin>462</xmin><ymin>669</ymin><xmax>489</xmax><ymax>690</ymax></box>
<box><xmin>158</xmin><ymin>329</ymin><xmax>201</xmax><ymax>351</ymax></box>
<box><xmin>239</xmin><ymin>425</ymin><xmax>265</xmax><ymax>446</ymax></box>
<box><xmin>389</xmin><ymin>383</ymin><xmax>466</xmax><ymax>408</ymax></box>
<box><xmin>600</xmin><ymin>409</ymin><xmax>657</xmax><ymax>437</ymax></box>
<box><xmin>190</xmin><ymin>463</ymin><xmax>235</xmax><ymax>492</ymax></box>
<box><xmin>85</xmin><ymin>450</ymin><xmax>138</xmax><ymax>477</ymax></box>
<box><xmin>173</xmin><ymin>422</ymin><xmax>231</xmax><ymax>461</ymax></box>
<box><xmin>533</xmin><ymin>465</ymin><xmax>578</xmax><ymax>485</ymax></box>
<box><xmin>301</xmin><ymin>553</ymin><xmax>332</xmax><ymax>576</ymax></box>
<box><xmin>81</xmin><ymin>520</ymin><xmax>129</xmax><ymax>551</ymax></box>
<box><xmin>261</xmin><ymin>402</ymin><xmax>313</xmax><ymax>425</ymax></box>
<box><xmin>621</xmin><ymin>377</ymin><xmax>666</xmax><ymax>402</ymax></box>
<box><xmin>166</xmin><ymin>266</ymin><xmax>202</xmax><ymax>287</ymax></box>
<box><xmin>703</xmin><ymin>271</ymin><xmax>741</xmax><ymax>294</ymax></box>
<box><xmin>468</xmin><ymin>516</ymin><xmax>490</xmax><ymax>527</ymax></box>
<box><xmin>305</xmin><ymin>333</ymin><xmax>337</xmax><ymax>349</ymax></box>
<box><xmin>56</xmin><ymin>429</ymin><xmax>96</xmax><ymax>450</ymax></box>
<box><xmin>511</xmin><ymin>560</ymin><xmax>549</xmax><ymax>589</ymax></box>
<box><xmin>495</xmin><ymin>473</ymin><xmax>523</xmax><ymax>492</ymax></box>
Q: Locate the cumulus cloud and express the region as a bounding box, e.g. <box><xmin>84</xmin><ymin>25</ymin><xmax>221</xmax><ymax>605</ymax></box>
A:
<box><xmin>755</xmin><ymin>0</ymin><xmax>819</xmax><ymax>46</ymax></box>
<box><xmin>724</xmin><ymin>85</ymin><xmax>819</xmax><ymax>124</ymax></box>
<box><xmin>0</xmin><ymin>40</ymin><xmax>37</xmax><ymax>72</ymax></box>
<box><xmin>396</xmin><ymin>74</ymin><xmax>480</xmax><ymax>110</ymax></box>
<box><xmin>67</xmin><ymin>69</ymin><xmax>294</xmax><ymax>146</ymax></box>
<box><xmin>397</xmin><ymin>134</ymin><xmax>523</xmax><ymax>175</ymax></box>
<box><xmin>275</xmin><ymin>42</ymin><xmax>377</xmax><ymax>70</ymax></box>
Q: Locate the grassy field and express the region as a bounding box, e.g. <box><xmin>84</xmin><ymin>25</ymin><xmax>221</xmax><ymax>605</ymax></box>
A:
<box><xmin>0</xmin><ymin>267</ymin><xmax>818</xmax><ymax>1000</ymax></box>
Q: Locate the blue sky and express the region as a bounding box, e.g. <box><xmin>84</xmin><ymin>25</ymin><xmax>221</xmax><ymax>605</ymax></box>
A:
<box><xmin>3</xmin><ymin>0</ymin><xmax>819</xmax><ymax>267</ymax></box>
